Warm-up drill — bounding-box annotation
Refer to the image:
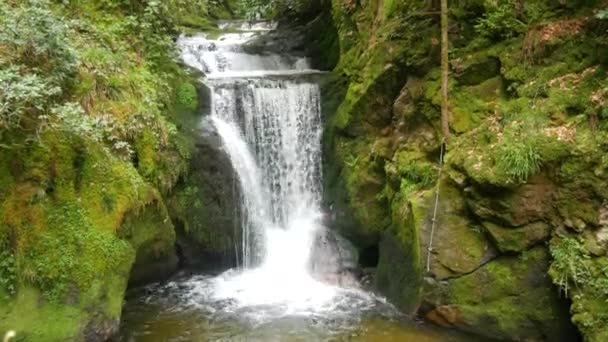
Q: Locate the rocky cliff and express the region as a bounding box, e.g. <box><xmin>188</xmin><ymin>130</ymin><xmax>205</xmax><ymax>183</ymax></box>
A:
<box><xmin>317</xmin><ymin>0</ymin><xmax>608</xmax><ymax>340</ymax></box>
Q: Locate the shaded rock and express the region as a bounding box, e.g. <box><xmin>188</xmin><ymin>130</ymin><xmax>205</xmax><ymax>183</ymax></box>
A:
<box><xmin>122</xmin><ymin>203</ymin><xmax>178</xmax><ymax>286</ymax></box>
<box><xmin>452</xmin><ymin>55</ymin><xmax>501</xmax><ymax>86</ymax></box>
<box><xmin>167</xmin><ymin>116</ymin><xmax>242</xmax><ymax>270</ymax></box>
<box><xmin>375</xmin><ymin>198</ymin><xmax>422</xmax><ymax>313</ymax></box>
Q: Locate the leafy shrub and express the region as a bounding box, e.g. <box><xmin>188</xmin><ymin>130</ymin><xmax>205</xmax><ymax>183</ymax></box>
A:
<box><xmin>0</xmin><ymin>66</ymin><xmax>61</xmax><ymax>132</ymax></box>
<box><xmin>0</xmin><ymin>0</ymin><xmax>78</xmax><ymax>81</ymax></box>
<box><xmin>475</xmin><ymin>0</ymin><xmax>526</xmax><ymax>40</ymax></box>
<box><xmin>550</xmin><ymin>236</ymin><xmax>608</xmax><ymax>310</ymax></box>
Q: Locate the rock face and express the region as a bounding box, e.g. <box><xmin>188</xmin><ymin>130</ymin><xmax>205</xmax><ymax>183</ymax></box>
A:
<box><xmin>168</xmin><ymin>116</ymin><xmax>242</xmax><ymax>269</ymax></box>
<box><xmin>316</xmin><ymin>0</ymin><xmax>608</xmax><ymax>340</ymax></box>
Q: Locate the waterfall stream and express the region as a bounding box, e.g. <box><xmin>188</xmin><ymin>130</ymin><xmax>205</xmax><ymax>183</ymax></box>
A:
<box><xmin>119</xmin><ymin>22</ymin><xmax>483</xmax><ymax>341</ymax></box>
<box><xmin>177</xmin><ymin>19</ymin><xmax>360</xmax><ymax>314</ymax></box>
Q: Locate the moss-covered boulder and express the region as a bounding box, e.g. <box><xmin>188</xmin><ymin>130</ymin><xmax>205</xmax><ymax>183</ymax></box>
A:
<box><xmin>167</xmin><ymin>118</ymin><xmax>242</xmax><ymax>268</ymax></box>
<box><xmin>0</xmin><ymin>132</ymin><xmax>178</xmax><ymax>341</ymax></box>
<box><xmin>421</xmin><ymin>181</ymin><xmax>497</xmax><ymax>280</ymax></box>
<box><xmin>423</xmin><ymin>247</ymin><xmax>578</xmax><ymax>341</ymax></box>
<box><xmin>483</xmin><ymin>221</ymin><xmax>551</xmax><ymax>253</ymax></box>
<box><xmin>120</xmin><ymin>204</ymin><xmax>178</xmax><ymax>286</ymax></box>
<box><xmin>375</xmin><ymin>190</ymin><xmax>422</xmax><ymax>313</ymax></box>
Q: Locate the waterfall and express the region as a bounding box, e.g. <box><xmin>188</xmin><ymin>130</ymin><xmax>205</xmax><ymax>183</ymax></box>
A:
<box><xmin>177</xmin><ymin>23</ymin><xmax>348</xmax><ymax>310</ymax></box>
<box><xmin>209</xmin><ymin>80</ymin><xmax>324</xmax><ymax>268</ymax></box>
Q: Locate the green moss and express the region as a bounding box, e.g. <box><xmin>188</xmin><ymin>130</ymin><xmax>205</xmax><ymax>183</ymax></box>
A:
<box><xmin>440</xmin><ymin>247</ymin><xmax>576</xmax><ymax>341</ymax></box>
<box><xmin>483</xmin><ymin>221</ymin><xmax>550</xmax><ymax>253</ymax></box>
<box><xmin>0</xmin><ymin>128</ymin><xmax>179</xmax><ymax>339</ymax></box>
<box><xmin>176</xmin><ymin>82</ymin><xmax>199</xmax><ymax>112</ymax></box>
<box><xmin>375</xmin><ymin>186</ymin><xmax>422</xmax><ymax>313</ymax></box>
<box><xmin>337</xmin><ymin>139</ymin><xmax>391</xmax><ymax>242</ymax></box>
<box><xmin>0</xmin><ymin>287</ymin><xmax>84</xmax><ymax>341</ymax></box>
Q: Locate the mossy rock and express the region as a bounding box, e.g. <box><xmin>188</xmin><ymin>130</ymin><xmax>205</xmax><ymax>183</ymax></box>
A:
<box><xmin>483</xmin><ymin>221</ymin><xmax>551</xmax><ymax>253</ymax></box>
<box><xmin>375</xmin><ymin>188</ymin><xmax>422</xmax><ymax>313</ymax></box>
<box><xmin>120</xmin><ymin>203</ymin><xmax>178</xmax><ymax>286</ymax></box>
<box><xmin>452</xmin><ymin>55</ymin><xmax>501</xmax><ymax>86</ymax></box>
<box><xmin>424</xmin><ymin>247</ymin><xmax>578</xmax><ymax>341</ymax></box>
<box><xmin>324</xmin><ymin>137</ymin><xmax>391</xmax><ymax>247</ymax></box>
<box><xmin>421</xmin><ymin>180</ymin><xmax>497</xmax><ymax>279</ymax></box>
<box><xmin>466</xmin><ymin>175</ymin><xmax>556</xmax><ymax>227</ymax></box>
<box><xmin>0</xmin><ymin>131</ymin><xmax>179</xmax><ymax>341</ymax></box>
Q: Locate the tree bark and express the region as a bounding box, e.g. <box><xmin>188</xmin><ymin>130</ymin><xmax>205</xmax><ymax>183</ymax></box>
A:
<box><xmin>440</xmin><ymin>0</ymin><xmax>450</xmax><ymax>142</ymax></box>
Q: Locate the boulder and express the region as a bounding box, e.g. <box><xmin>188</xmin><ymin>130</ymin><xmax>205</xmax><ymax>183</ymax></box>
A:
<box><xmin>423</xmin><ymin>247</ymin><xmax>578</xmax><ymax>341</ymax></box>
<box><xmin>483</xmin><ymin>221</ymin><xmax>551</xmax><ymax>253</ymax></box>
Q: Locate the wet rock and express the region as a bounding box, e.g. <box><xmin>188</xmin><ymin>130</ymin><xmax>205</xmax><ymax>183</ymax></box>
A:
<box><xmin>167</xmin><ymin>116</ymin><xmax>242</xmax><ymax>270</ymax></box>
<box><xmin>310</xmin><ymin>229</ymin><xmax>360</xmax><ymax>287</ymax></box>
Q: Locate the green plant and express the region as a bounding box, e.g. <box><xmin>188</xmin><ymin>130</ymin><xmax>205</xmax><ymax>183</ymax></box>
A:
<box><xmin>475</xmin><ymin>1</ymin><xmax>526</xmax><ymax>40</ymax></box>
<box><xmin>495</xmin><ymin>133</ymin><xmax>542</xmax><ymax>183</ymax></box>
<box><xmin>0</xmin><ymin>66</ymin><xmax>61</xmax><ymax>132</ymax></box>
<box><xmin>176</xmin><ymin>82</ymin><xmax>199</xmax><ymax>111</ymax></box>
<box><xmin>549</xmin><ymin>237</ymin><xmax>591</xmax><ymax>296</ymax></box>
<box><xmin>597</xmin><ymin>9</ymin><xmax>608</xmax><ymax>20</ymax></box>
<box><xmin>0</xmin><ymin>0</ymin><xmax>78</xmax><ymax>77</ymax></box>
<box><xmin>0</xmin><ymin>238</ymin><xmax>17</xmax><ymax>298</ymax></box>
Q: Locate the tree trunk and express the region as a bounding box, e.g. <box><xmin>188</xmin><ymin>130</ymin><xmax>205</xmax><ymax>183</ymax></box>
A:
<box><xmin>440</xmin><ymin>0</ymin><xmax>450</xmax><ymax>142</ymax></box>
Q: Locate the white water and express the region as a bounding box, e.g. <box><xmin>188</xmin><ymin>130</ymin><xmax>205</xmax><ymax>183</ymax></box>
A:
<box><xmin>175</xmin><ymin>22</ymin><xmax>381</xmax><ymax>321</ymax></box>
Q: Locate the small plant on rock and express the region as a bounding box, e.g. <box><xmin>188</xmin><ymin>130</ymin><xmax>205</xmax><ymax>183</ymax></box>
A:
<box><xmin>495</xmin><ymin>129</ymin><xmax>543</xmax><ymax>183</ymax></box>
<box><xmin>549</xmin><ymin>237</ymin><xmax>591</xmax><ymax>296</ymax></box>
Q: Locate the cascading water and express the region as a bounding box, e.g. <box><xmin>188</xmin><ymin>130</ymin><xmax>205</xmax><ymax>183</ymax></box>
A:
<box><xmin>119</xmin><ymin>21</ymin><xmax>486</xmax><ymax>341</ymax></box>
<box><xmin>209</xmin><ymin>79</ymin><xmax>324</xmax><ymax>271</ymax></box>
<box><xmin>178</xmin><ymin>21</ymin><xmax>356</xmax><ymax>312</ymax></box>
